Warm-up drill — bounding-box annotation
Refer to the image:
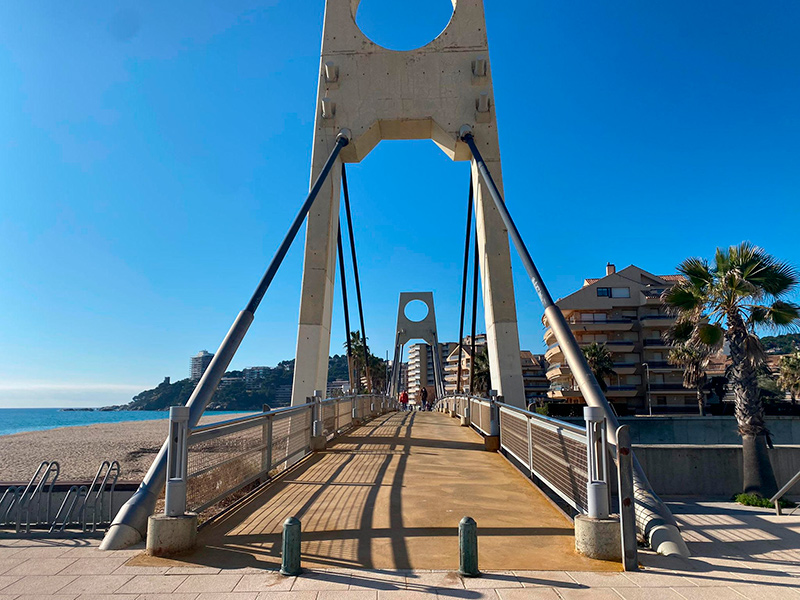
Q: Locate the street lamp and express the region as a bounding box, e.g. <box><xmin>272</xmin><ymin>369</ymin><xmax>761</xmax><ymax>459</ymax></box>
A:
<box><xmin>642</xmin><ymin>362</ymin><xmax>652</xmax><ymax>416</ymax></box>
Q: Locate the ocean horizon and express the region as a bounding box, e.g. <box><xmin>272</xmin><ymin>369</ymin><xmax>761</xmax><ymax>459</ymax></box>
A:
<box><xmin>0</xmin><ymin>407</ymin><xmax>248</xmax><ymax>437</ymax></box>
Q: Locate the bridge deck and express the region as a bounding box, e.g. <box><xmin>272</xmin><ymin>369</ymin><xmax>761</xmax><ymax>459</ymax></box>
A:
<box><xmin>155</xmin><ymin>411</ymin><xmax>617</xmax><ymax>571</ymax></box>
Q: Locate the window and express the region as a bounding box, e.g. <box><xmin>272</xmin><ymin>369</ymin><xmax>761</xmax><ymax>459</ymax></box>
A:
<box><xmin>597</xmin><ymin>287</ymin><xmax>611</xmax><ymax>297</ymax></box>
<box><xmin>611</xmin><ymin>287</ymin><xmax>630</xmax><ymax>298</ymax></box>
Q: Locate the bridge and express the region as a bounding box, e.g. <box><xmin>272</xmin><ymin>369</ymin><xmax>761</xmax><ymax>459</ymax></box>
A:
<box><xmin>95</xmin><ymin>0</ymin><xmax>688</xmax><ymax>571</ymax></box>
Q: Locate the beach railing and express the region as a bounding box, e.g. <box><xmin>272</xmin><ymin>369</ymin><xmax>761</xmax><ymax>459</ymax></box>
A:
<box><xmin>184</xmin><ymin>394</ymin><xmax>392</xmax><ymax>516</ymax></box>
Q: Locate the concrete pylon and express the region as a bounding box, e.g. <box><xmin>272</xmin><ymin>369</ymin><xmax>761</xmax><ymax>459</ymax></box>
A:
<box><xmin>291</xmin><ymin>0</ymin><xmax>526</xmax><ymax>408</ymax></box>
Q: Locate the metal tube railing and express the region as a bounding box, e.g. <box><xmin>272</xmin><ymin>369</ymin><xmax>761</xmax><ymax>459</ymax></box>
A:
<box><xmin>459</xmin><ymin>128</ymin><xmax>688</xmax><ymax>557</ymax></box>
<box><xmin>100</xmin><ymin>130</ymin><xmax>352</xmax><ymax>551</ymax></box>
<box><xmin>771</xmin><ymin>467</ymin><xmax>800</xmax><ymax>515</ymax></box>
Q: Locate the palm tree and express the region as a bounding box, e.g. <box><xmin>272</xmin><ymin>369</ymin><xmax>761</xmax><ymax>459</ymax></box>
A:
<box><xmin>668</xmin><ymin>344</ymin><xmax>711</xmax><ymax>416</ymax></box>
<box><xmin>344</xmin><ymin>331</ymin><xmax>366</xmax><ymax>393</ymax></box>
<box><xmin>581</xmin><ymin>342</ymin><xmax>616</xmax><ymax>392</ymax></box>
<box><xmin>471</xmin><ymin>347</ymin><xmax>491</xmax><ymax>396</ymax></box>
<box><xmin>662</xmin><ymin>242</ymin><xmax>800</xmax><ymax>497</ymax></box>
<box><xmin>777</xmin><ymin>352</ymin><xmax>800</xmax><ymax>404</ymax></box>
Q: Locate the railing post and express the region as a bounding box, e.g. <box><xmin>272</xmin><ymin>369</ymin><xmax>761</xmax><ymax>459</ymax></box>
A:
<box><xmin>584</xmin><ymin>406</ymin><xmax>609</xmax><ymax>519</ymax></box>
<box><xmin>310</xmin><ymin>390</ymin><xmax>326</xmax><ymax>452</ymax></box>
<box><xmin>265</xmin><ymin>414</ymin><xmax>274</xmax><ymax>474</ymax></box>
<box><xmin>617</xmin><ymin>425</ymin><xmax>638</xmax><ymax>571</ymax></box>
<box><xmin>165</xmin><ymin>406</ymin><xmax>189</xmax><ymax>517</ymax></box>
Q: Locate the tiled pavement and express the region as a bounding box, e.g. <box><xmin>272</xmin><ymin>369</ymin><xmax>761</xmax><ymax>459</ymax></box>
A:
<box><xmin>1</xmin><ymin>501</ymin><xmax>799</xmax><ymax>599</ymax></box>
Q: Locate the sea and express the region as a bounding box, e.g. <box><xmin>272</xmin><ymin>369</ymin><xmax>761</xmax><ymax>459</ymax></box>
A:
<box><xmin>0</xmin><ymin>408</ymin><xmax>243</xmax><ymax>437</ymax></box>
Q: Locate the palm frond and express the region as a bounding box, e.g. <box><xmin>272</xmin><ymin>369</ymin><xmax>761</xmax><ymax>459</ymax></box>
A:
<box><xmin>696</xmin><ymin>323</ymin><xmax>724</xmax><ymax>347</ymax></box>
<box><xmin>677</xmin><ymin>257</ymin><xmax>713</xmax><ymax>287</ymax></box>
<box><xmin>662</xmin><ymin>284</ymin><xmax>702</xmax><ymax>312</ymax></box>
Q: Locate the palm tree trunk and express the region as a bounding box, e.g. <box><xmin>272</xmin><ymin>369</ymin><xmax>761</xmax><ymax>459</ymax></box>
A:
<box><xmin>696</xmin><ymin>387</ymin><xmax>705</xmax><ymax>417</ymax></box>
<box><xmin>727</xmin><ymin>319</ymin><xmax>778</xmax><ymax>497</ymax></box>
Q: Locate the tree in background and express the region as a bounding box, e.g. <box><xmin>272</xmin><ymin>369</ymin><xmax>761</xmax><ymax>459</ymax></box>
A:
<box><xmin>662</xmin><ymin>242</ymin><xmax>800</xmax><ymax>498</ymax></box>
<box><xmin>471</xmin><ymin>347</ymin><xmax>491</xmax><ymax>396</ymax></box>
<box><xmin>777</xmin><ymin>353</ymin><xmax>800</xmax><ymax>404</ymax></box>
<box><xmin>668</xmin><ymin>344</ymin><xmax>711</xmax><ymax>416</ymax></box>
<box><xmin>581</xmin><ymin>342</ymin><xmax>616</xmax><ymax>392</ymax></box>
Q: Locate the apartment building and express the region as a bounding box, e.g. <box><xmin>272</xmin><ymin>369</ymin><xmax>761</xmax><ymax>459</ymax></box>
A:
<box><xmin>543</xmin><ymin>264</ymin><xmax>694</xmax><ymax>413</ymax></box>
<box><xmin>408</xmin><ymin>342</ymin><xmax>456</xmax><ymax>402</ymax></box>
<box><xmin>443</xmin><ymin>335</ymin><xmax>487</xmax><ymax>394</ymax></box>
<box><xmin>190</xmin><ymin>350</ymin><xmax>214</xmax><ymax>381</ymax></box>
<box><xmin>521</xmin><ymin>351</ymin><xmax>550</xmax><ymax>405</ymax></box>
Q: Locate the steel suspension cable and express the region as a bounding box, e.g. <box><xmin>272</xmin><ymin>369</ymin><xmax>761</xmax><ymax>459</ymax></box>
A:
<box><xmin>337</xmin><ymin>225</ymin><xmax>354</xmax><ymax>389</ymax></box>
<box><xmin>456</xmin><ymin>178</ymin><xmax>474</xmax><ymax>394</ymax></box>
<box><xmin>341</xmin><ymin>164</ymin><xmax>372</xmax><ymax>392</ymax></box>
<box><xmin>470</xmin><ymin>218</ymin><xmax>479</xmax><ymax>394</ymax></box>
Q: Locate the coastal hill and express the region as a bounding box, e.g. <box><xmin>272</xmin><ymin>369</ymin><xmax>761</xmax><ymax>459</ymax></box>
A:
<box><xmin>126</xmin><ymin>354</ymin><xmax>350</xmax><ymax>411</ymax></box>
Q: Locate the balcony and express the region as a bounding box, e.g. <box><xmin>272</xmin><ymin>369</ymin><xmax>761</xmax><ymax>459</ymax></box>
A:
<box><xmin>613</xmin><ymin>362</ymin><xmax>637</xmax><ymax>375</ymax></box>
<box><xmin>548</xmin><ymin>384</ymin><xmax>582</xmax><ymax>399</ymax></box>
<box><xmin>649</xmin><ymin>383</ymin><xmax>688</xmax><ymax>392</ymax></box>
<box><xmin>580</xmin><ymin>340</ymin><xmax>636</xmax><ymax>353</ymax></box>
<box><xmin>546</xmin><ymin>363</ymin><xmax>570</xmax><ymax>379</ymax></box>
<box><xmin>605</xmin><ymin>385</ymin><xmax>639</xmax><ymax>398</ymax></box>
<box><xmin>640</xmin><ymin>314</ymin><xmax>677</xmax><ymax>327</ymax></box>
<box><xmin>545</xmin><ymin>343</ymin><xmax>563</xmax><ymax>363</ymax></box>
<box><xmin>568</xmin><ymin>318</ymin><xmax>634</xmax><ymax>332</ymax></box>
<box><xmin>645</xmin><ymin>361</ymin><xmax>677</xmax><ymax>371</ymax></box>
<box><xmin>544</xmin><ymin>327</ymin><xmax>557</xmax><ymax>346</ymax></box>
<box><xmin>643</xmin><ymin>339</ymin><xmax>672</xmax><ymax>348</ymax></box>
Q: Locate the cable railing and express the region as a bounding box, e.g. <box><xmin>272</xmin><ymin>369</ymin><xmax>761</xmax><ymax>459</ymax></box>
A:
<box><xmin>183</xmin><ymin>394</ymin><xmax>392</xmax><ymax>515</ymax></box>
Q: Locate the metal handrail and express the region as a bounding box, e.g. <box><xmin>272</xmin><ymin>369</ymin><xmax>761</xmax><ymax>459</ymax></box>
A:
<box><xmin>771</xmin><ymin>468</ymin><xmax>800</xmax><ymax>515</ymax></box>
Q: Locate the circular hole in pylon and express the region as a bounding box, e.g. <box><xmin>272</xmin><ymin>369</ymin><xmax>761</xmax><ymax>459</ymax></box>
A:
<box><xmin>404</xmin><ymin>300</ymin><xmax>429</xmax><ymax>322</ymax></box>
<box><xmin>354</xmin><ymin>0</ymin><xmax>455</xmax><ymax>51</ymax></box>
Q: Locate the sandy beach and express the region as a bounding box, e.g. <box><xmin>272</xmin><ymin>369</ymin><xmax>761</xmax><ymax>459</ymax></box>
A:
<box><xmin>0</xmin><ymin>412</ymin><xmax>253</xmax><ymax>483</ymax></box>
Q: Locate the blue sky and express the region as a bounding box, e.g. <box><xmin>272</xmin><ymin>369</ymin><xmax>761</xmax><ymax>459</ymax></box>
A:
<box><xmin>1</xmin><ymin>1</ymin><xmax>799</xmax><ymax>407</ymax></box>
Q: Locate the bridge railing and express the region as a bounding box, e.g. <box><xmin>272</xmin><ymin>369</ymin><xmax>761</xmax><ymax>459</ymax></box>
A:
<box><xmin>438</xmin><ymin>395</ymin><xmax>589</xmax><ymax>514</ymax></box>
<box><xmin>185</xmin><ymin>394</ymin><xmax>393</xmax><ymax>515</ymax></box>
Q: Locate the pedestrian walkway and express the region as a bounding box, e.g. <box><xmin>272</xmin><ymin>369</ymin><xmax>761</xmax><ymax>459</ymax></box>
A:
<box><xmin>135</xmin><ymin>410</ymin><xmax>613</xmax><ymax>571</ymax></box>
<box><xmin>1</xmin><ymin>500</ymin><xmax>800</xmax><ymax>599</ymax></box>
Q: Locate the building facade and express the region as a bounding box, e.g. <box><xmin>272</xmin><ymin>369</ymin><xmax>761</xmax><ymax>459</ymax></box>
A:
<box><xmin>521</xmin><ymin>351</ymin><xmax>550</xmax><ymax>405</ymax></box>
<box><xmin>543</xmin><ymin>264</ymin><xmax>696</xmax><ymax>413</ymax></box>
<box><xmin>190</xmin><ymin>350</ymin><xmax>214</xmax><ymax>381</ymax></box>
<box><xmin>407</xmin><ymin>342</ymin><xmax>456</xmax><ymax>403</ymax></box>
<box><xmin>443</xmin><ymin>335</ymin><xmax>487</xmax><ymax>394</ymax></box>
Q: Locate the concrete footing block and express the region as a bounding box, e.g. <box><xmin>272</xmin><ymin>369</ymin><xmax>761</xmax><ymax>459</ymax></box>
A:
<box><xmin>460</xmin><ymin>416</ymin><xmax>469</xmax><ymax>427</ymax></box>
<box><xmin>310</xmin><ymin>435</ymin><xmax>326</xmax><ymax>451</ymax></box>
<box><xmin>574</xmin><ymin>514</ymin><xmax>621</xmax><ymax>561</ymax></box>
<box><xmin>146</xmin><ymin>513</ymin><xmax>198</xmax><ymax>557</ymax></box>
<box><xmin>484</xmin><ymin>436</ymin><xmax>500</xmax><ymax>451</ymax></box>
<box><xmin>450</xmin><ymin>411</ymin><xmax>458</xmax><ymax>418</ymax></box>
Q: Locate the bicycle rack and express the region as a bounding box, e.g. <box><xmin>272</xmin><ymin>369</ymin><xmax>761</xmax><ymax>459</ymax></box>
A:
<box><xmin>50</xmin><ymin>485</ymin><xmax>89</xmax><ymax>533</ymax></box>
<box><xmin>0</xmin><ymin>486</ymin><xmax>22</xmax><ymax>526</ymax></box>
<box><xmin>16</xmin><ymin>461</ymin><xmax>60</xmax><ymax>533</ymax></box>
<box><xmin>83</xmin><ymin>460</ymin><xmax>120</xmax><ymax>532</ymax></box>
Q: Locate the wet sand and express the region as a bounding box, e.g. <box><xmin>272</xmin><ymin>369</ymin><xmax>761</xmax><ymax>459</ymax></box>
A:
<box><xmin>0</xmin><ymin>412</ymin><xmax>253</xmax><ymax>483</ymax></box>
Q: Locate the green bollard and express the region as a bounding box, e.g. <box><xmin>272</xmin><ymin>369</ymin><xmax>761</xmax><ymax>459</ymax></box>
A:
<box><xmin>458</xmin><ymin>516</ymin><xmax>480</xmax><ymax>577</ymax></box>
<box><xmin>280</xmin><ymin>516</ymin><xmax>302</xmax><ymax>576</ymax></box>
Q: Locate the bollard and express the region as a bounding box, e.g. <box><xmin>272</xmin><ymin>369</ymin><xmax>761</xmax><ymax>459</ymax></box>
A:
<box><xmin>458</xmin><ymin>516</ymin><xmax>480</xmax><ymax>577</ymax></box>
<box><xmin>280</xmin><ymin>516</ymin><xmax>302</xmax><ymax>576</ymax></box>
<box><xmin>165</xmin><ymin>406</ymin><xmax>190</xmax><ymax>517</ymax></box>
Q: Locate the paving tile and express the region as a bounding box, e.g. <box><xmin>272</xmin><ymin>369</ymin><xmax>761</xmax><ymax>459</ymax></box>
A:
<box><xmin>310</xmin><ymin>592</ymin><xmax>376</xmax><ymax>600</ymax></box>
<box><xmin>376</xmin><ymin>592</ymin><xmax>437</xmax><ymax>600</ymax></box>
<box><xmin>461</xmin><ymin>572</ymin><xmax>521</xmax><ymax>590</ymax></box>
<box><xmin>1</xmin><ymin>575</ymin><xmax>78</xmax><ymax>596</ymax></box>
<box><xmin>0</xmin><ymin>561</ymin><xmax>26</xmax><ymax>576</ymax></box>
<box><xmin>345</xmin><ymin>571</ymin><xmax>406</xmax><ymax>591</ymax></box>
<box><xmin>73</xmin><ymin>595</ymin><xmax>139</xmax><ymax>600</ymax></box>
<box><xmin>291</xmin><ymin>572</ymin><xmax>351</xmax><ymax>591</ymax></box>
<box><xmin>615</xmin><ymin>588</ymin><xmax>685</xmax><ymax>599</ymax></box>
<box><xmin>566</xmin><ymin>573</ymin><xmax>636</xmax><ymax>588</ymax></box>
<box><xmin>495</xmin><ymin>590</ymin><xmax>561</xmax><ymax>600</ymax></box>
<box><xmin>730</xmin><ymin>583</ymin><xmax>800</xmax><ymax>599</ymax></box>
<box><xmin>3</xmin><ymin>558</ymin><xmax>77</xmax><ymax>577</ymax></box>
<box><xmin>196</xmin><ymin>594</ymin><xmax>259</xmax><ymax>600</ymax></box>
<box><xmin>254</xmin><ymin>593</ymin><xmax>318</xmax><ymax>600</ymax></box>
<box><xmin>554</xmin><ymin>589</ymin><xmax>622</xmax><ymax>600</ymax></box>
<box><xmin>0</xmin><ymin>595</ymin><xmax>17</xmax><ymax>600</ymax></box>
<box><xmin>12</xmin><ymin>595</ymin><xmax>78</xmax><ymax>600</ymax></box>
<box><xmin>670</xmin><ymin>588</ymin><xmax>747</xmax><ymax>600</ymax></box>
<box><xmin>112</xmin><ymin>566</ymin><xmax>171</xmax><ymax>575</ymax></box>
<box><xmin>114</xmin><ymin>575</ymin><xmax>188</xmax><ymax>594</ymax></box>
<box><xmin>511</xmin><ymin>572</ymin><xmax>579</xmax><ymax>589</ymax></box>
<box><xmin>234</xmin><ymin>574</ymin><xmax>296</xmax><ymax>593</ymax></box>
<box><xmin>167</xmin><ymin>567</ymin><xmax>223</xmax><ymax>575</ymax></box>
<box><xmin>622</xmin><ymin>572</ymin><xmax>697</xmax><ymax>588</ymax></box>
<box><xmin>0</xmin><ymin>577</ymin><xmax>22</xmax><ymax>592</ymax></box>
<box><xmin>136</xmin><ymin>595</ymin><xmax>200</xmax><ymax>600</ymax></box>
<box><xmin>174</xmin><ymin>575</ymin><xmax>244</xmax><ymax>594</ymax></box>
<box><xmin>57</xmin><ymin>575</ymin><xmax>134</xmax><ymax>595</ymax></box>
<box><xmin>404</xmin><ymin>572</ymin><xmax>463</xmax><ymax>591</ymax></box>
<box><xmin>57</xmin><ymin>558</ymin><xmax>129</xmax><ymax>576</ymax></box>
<box><xmin>8</xmin><ymin>548</ymin><xmax>72</xmax><ymax>559</ymax></box>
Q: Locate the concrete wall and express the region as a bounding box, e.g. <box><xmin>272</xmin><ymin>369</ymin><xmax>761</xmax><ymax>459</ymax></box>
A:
<box><xmin>634</xmin><ymin>444</ymin><xmax>800</xmax><ymax>498</ymax></box>
<box><xmin>565</xmin><ymin>416</ymin><xmax>800</xmax><ymax>445</ymax></box>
